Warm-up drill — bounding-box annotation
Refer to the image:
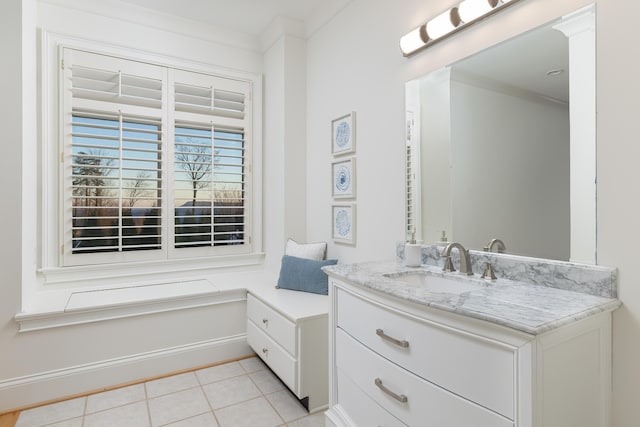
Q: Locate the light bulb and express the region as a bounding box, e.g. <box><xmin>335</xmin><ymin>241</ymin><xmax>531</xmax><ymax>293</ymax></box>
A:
<box><xmin>458</xmin><ymin>0</ymin><xmax>498</xmax><ymax>23</ymax></box>
<box><xmin>426</xmin><ymin>8</ymin><xmax>461</xmax><ymax>40</ymax></box>
<box><xmin>400</xmin><ymin>25</ymin><xmax>428</xmax><ymax>55</ymax></box>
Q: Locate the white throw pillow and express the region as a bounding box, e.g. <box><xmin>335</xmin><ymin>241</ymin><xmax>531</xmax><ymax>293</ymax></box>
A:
<box><xmin>285</xmin><ymin>238</ymin><xmax>327</xmax><ymax>260</ymax></box>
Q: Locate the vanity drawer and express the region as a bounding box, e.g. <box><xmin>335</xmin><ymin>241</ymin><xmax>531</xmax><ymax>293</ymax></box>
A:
<box><xmin>336</xmin><ymin>366</ymin><xmax>407</xmax><ymax>427</ymax></box>
<box><xmin>336</xmin><ymin>328</ymin><xmax>513</xmax><ymax>427</ymax></box>
<box><xmin>336</xmin><ymin>288</ymin><xmax>515</xmax><ymax>419</ymax></box>
<box><xmin>247</xmin><ymin>319</ymin><xmax>297</xmax><ymax>392</ymax></box>
<box><xmin>247</xmin><ymin>294</ymin><xmax>296</xmax><ymax>355</ymax></box>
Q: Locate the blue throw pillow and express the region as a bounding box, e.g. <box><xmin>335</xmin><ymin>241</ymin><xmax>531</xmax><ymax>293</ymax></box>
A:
<box><xmin>276</xmin><ymin>255</ymin><xmax>338</xmax><ymax>295</ymax></box>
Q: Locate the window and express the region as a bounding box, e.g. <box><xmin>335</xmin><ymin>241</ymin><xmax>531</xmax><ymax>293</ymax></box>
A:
<box><xmin>60</xmin><ymin>48</ymin><xmax>255</xmax><ymax>267</ymax></box>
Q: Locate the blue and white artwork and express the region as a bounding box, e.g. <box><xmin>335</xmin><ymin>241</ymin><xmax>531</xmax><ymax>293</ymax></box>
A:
<box><xmin>335</xmin><ymin>122</ymin><xmax>351</xmax><ymax>148</ymax></box>
<box><xmin>332</xmin><ymin>112</ymin><xmax>355</xmax><ymax>155</ymax></box>
<box><xmin>333</xmin><ymin>204</ymin><xmax>356</xmax><ymax>244</ymax></box>
<box><xmin>332</xmin><ymin>158</ymin><xmax>355</xmax><ymax>198</ymax></box>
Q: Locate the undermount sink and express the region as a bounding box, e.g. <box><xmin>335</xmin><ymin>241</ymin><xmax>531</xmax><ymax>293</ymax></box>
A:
<box><xmin>383</xmin><ymin>271</ymin><xmax>484</xmax><ymax>294</ymax></box>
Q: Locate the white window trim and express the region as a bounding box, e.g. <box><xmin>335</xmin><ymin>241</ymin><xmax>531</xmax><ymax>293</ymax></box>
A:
<box><xmin>35</xmin><ymin>31</ymin><xmax>264</xmax><ymax>302</ymax></box>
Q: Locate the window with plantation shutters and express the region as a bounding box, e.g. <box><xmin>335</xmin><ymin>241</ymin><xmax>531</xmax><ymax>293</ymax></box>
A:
<box><xmin>405</xmin><ymin>110</ymin><xmax>421</xmax><ymax>241</ymax></box>
<box><xmin>170</xmin><ymin>69</ymin><xmax>250</xmax><ymax>256</ymax></box>
<box><xmin>173</xmin><ymin>124</ymin><xmax>246</xmax><ymax>249</ymax></box>
<box><xmin>61</xmin><ymin>48</ymin><xmax>253</xmax><ymax>267</ymax></box>
<box><xmin>70</xmin><ymin>112</ymin><xmax>163</xmax><ymax>255</ymax></box>
<box><xmin>406</xmin><ymin>141</ymin><xmax>416</xmax><ymax>237</ymax></box>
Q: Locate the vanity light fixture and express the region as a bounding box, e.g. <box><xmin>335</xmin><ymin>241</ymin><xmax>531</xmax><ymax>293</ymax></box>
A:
<box><xmin>400</xmin><ymin>0</ymin><xmax>522</xmax><ymax>57</ymax></box>
<box><xmin>399</xmin><ymin>25</ymin><xmax>429</xmax><ymax>56</ymax></box>
<box><xmin>426</xmin><ymin>8</ymin><xmax>461</xmax><ymax>40</ymax></box>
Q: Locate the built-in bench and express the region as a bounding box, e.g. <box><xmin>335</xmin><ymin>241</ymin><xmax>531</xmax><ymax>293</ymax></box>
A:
<box><xmin>246</xmin><ymin>284</ymin><xmax>329</xmax><ymax>413</ymax></box>
<box><xmin>9</xmin><ymin>271</ymin><xmax>329</xmax><ymax>414</ymax></box>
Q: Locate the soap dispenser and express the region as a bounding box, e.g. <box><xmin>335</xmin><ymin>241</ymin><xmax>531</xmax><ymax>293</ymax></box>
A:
<box><xmin>404</xmin><ymin>230</ymin><xmax>422</xmax><ymax>267</ymax></box>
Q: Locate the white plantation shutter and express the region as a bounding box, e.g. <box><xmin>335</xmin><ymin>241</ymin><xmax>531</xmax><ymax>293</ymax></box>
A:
<box><xmin>406</xmin><ymin>141</ymin><xmax>416</xmax><ymax>237</ymax></box>
<box><xmin>405</xmin><ymin>110</ymin><xmax>421</xmax><ymax>241</ymax></box>
<box><xmin>174</xmin><ymin>83</ymin><xmax>245</xmax><ymax>119</ymax></box>
<box><xmin>70</xmin><ymin>111</ymin><xmax>163</xmax><ymax>255</ymax></box>
<box><xmin>61</xmin><ymin>48</ymin><xmax>253</xmax><ymax>266</ymax></box>
<box><xmin>170</xmin><ymin>70</ymin><xmax>251</xmax><ymax>257</ymax></box>
<box><xmin>70</xmin><ymin>66</ymin><xmax>163</xmax><ymax>108</ymax></box>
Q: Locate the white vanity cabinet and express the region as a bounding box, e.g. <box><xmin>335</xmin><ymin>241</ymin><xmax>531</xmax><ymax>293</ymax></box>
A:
<box><xmin>246</xmin><ymin>288</ymin><xmax>329</xmax><ymax>412</ymax></box>
<box><xmin>326</xmin><ymin>279</ymin><xmax>614</xmax><ymax>427</ymax></box>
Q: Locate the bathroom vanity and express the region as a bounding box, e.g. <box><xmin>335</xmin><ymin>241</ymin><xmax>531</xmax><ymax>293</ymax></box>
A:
<box><xmin>323</xmin><ymin>260</ymin><xmax>620</xmax><ymax>427</ymax></box>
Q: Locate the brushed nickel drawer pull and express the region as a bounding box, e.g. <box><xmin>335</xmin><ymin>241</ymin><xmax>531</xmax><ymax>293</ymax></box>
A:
<box><xmin>374</xmin><ymin>378</ymin><xmax>408</xmax><ymax>403</ymax></box>
<box><xmin>376</xmin><ymin>328</ymin><xmax>409</xmax><ymax>348</ymax></box>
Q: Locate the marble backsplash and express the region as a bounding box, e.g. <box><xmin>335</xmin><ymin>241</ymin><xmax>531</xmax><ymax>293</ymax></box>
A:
<box><xmin>396</xmin><ymin>243</ymin><xmax>617</xmax><ymax>298</ymax></box>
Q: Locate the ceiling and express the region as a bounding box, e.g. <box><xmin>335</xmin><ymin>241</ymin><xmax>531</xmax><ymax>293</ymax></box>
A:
<box><xmin>119</xmin><ymin>0</ymin><xmax>351</xmax><ymax>37</ymax></box>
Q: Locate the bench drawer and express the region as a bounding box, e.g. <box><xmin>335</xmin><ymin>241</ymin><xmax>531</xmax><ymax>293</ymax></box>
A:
<box><xmin>247</xmin><ymin>319</ymin><xmax>297</xmax><ymax>392</ymax></box>
<box><xmin>247</xmin><ymin>293</ymin><xmax>296</xmax><ymax>355</ymax></box>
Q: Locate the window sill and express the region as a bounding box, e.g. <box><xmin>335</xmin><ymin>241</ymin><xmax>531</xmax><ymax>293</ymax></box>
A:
<box><xmin>39</xmin><ymin>252</ymin><xmax>265</xmax><ymax>287</ymax></box>
<box><xmin>16</xmin><ymin>280</ymin><xmax>248</xmax><ymax>332</ymax></box>
<box><xmin>18</xmin><ymin>253</ymin><xmax>268</xmax><ymax>332</ymax></box>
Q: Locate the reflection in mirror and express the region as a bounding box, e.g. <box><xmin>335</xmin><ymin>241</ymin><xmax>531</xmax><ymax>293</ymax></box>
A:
<box><xmin>405</xmin><ymin>5</ymin><xmax>596</xmax><ymax>263</ymax></box>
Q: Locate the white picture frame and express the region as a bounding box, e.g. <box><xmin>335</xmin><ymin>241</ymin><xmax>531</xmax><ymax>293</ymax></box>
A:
<box><xmin>332</xmin><ymin>157</ymin><xmax>356</xmax><ymax>199</ymax></box>
<box><xmin>332</xmin><ymin>204</ymin><xmax>356</xmax><ymax>245</ymax></box>
<box><xmin>331</xmin><ymin>112</ymin><xmax>356</xmax><ymax>156</ymax></box>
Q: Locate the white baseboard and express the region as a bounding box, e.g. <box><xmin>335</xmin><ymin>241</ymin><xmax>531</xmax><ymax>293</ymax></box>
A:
<box><xmin>0</xmin><ymin>334</ymin><xmax>252</xmax><ymax>412</ymax></box>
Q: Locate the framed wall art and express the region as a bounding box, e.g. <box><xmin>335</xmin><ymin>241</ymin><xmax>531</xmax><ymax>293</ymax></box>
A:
<box><xmin>331</xmin><ymin>112</ymin><xmax>356</xmax><ymax>156</ymax></box>
<box><xmin>332</xmin><ymin>204</ymin><xmax>356</xmax><ymax>245</ymax></box>
<box><xmin>332</xmin><ymin>157</ymin><xmax>356</xmax><ymax>199</ymax></box>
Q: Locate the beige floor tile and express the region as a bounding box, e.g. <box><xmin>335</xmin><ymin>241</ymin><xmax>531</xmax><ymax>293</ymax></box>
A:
<box><xmin>84</xmin><ymin>401</ymin><xmax>149</xmax><ymax>427</ymax></box>
<box><xmin>195</xmin><ymin>362</ymin><xmax>245</xmax><ymax>385</ymax></box>
<box><xmin>249</xmin><ymin>369</ymin><xmax>285</xmax><ymax>394</ymax></box>
<box><xmin>214</xmin><ymin>397</ymin><xmax>283</xmax><ymax>427</ymax></box>
<box><xmin>202</xmin><ymin>375</ymin><xmax>261</xmax><ymax>410</ymax></box>
<box><xmin>265</xmin><ymin>390</ymin><xmax>307</xmax><ymax>422</ymax></box>
<box><xmin>145</xmin><ymin>372</ymin><xmax>199</xmax><ymax>398</ymax></box>
<box><xmin>43</xmin><ymin>418</ymin><xmax>84</xmax><ymax>427</ymax></box>
<box><xmin>16</xmin><ymin>397</ymin><xmax>86</xmax><ymax>427</ymax></box>
<box><xmin>17</xmin><ymin>360</ymin><xmax>315</xmax><ymax>427</ymax></box>
<box><xmin>148</xmin><ymin>387</ymin><xmax>210</xmax><ymax>427</ymax></box>
<box><xmin>86</xmin><ymin>384</ymin><xmax>146</xmax><ymax>414</ymax></box>
<box><xmin>286</xmin><ymin>411</ymin><xmax>326</xmax><ymax>427</ymax></box>
<box><xmin>239</xmin><ymin>356</ymin><xmax>267</xmax><ymax>373</ymax></box>
<box><xmin>164</xmin><ymin>412</ymin><xmax>219</xmax><ymax>426</ymax></box>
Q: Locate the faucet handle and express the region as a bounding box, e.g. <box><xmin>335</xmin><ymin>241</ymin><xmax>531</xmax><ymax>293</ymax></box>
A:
<box><xmin>481</xmin><ymin>262</ymin><xmax>497</xmax><ymax>280</ymax></box>
<box><xmin>442</xmin><ymin>256</ymin><xmax>456</xmax><ymax>272</ymax></box>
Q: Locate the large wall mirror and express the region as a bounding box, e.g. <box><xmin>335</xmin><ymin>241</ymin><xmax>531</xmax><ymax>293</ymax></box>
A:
<box><xmin>405</xmin><ymin>4</ymin><xmax>596</xmax><ymax>264</ymax></box>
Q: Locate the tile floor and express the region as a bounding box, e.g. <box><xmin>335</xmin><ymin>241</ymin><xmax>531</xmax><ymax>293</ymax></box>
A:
<box><xmin>15</xmin><ymin>357</ymin><xmax>325</xmax><ymax>427</ymax></box>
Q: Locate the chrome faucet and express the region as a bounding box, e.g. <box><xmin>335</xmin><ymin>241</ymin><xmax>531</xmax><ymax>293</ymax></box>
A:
<box><xmin>441</xmin><ymin>242</ymin><xmax>473</xmax><ymax>276</ymax></box>
<box><xmin>484</xmin><ymin>238</ymin><xmax>506</xmax><ymax>253</ymax></box>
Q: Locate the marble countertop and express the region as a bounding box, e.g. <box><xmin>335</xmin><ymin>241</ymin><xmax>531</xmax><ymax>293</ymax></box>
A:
<box><xmin>323</xmin><ymin>261</ymin><xmax>621</xmax><ymax>335</ymax></box>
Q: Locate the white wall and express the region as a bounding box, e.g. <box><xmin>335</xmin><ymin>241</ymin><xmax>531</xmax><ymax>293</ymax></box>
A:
<box><xmin>596</xmin><ymin>1</ymin><xmax>640</xmax><ymax>425</ymax></box>
<box><xmin>263</xmin><ymin>32</ymin><xmax>308</xmax><ymax>272</ymax></box>
<box><xmin>306</xmin><ymin>0</ymin><xmax>640</xmax><ymax>425</ymax></box>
